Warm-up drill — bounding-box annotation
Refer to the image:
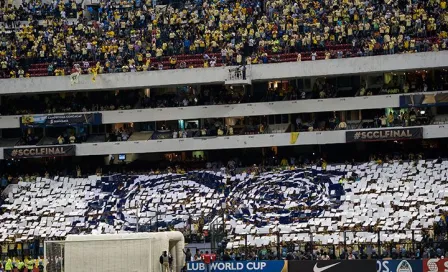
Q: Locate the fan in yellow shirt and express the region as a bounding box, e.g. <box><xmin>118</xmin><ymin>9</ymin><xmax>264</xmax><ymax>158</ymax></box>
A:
<box><xmin>91</xmin><ymin>62</ymin><xmax>100</xmax><ymax>82</ymax></box>
<box><xmin>142</xmin><ymin>59</ymin><xmax>150</xmax><ymax>71</ymax></box>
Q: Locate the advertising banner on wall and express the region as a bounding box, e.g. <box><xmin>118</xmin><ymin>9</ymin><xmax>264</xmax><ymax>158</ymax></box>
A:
<box><xmin>187</xmin><ymin>261</ymin><xmax>287</xmax><ymax>272</ymax></box>
<box><xmin>20</xmin><ymin>113</ymin><xmax>102</xmax><ymax>128</ymax></box>
<box><xmin>346</xmin><ymin>127</ymin><xmax>423</xmax><ymax>142</ymax></box>
<box><xmin>377</xmin><ymin>260</ymin><xmax>422</xmax><ymax>272</ymax></box>
<box><xmin>3</xmin><ymin>145</ymin><xmax>76</xmax><ymax>159</ymax></box>
<box><xmin>423</xmin><ymin>258</ymin><xmax>448</xmax><ymax>272</ymax></box>
<box><xmin>288</xmin><ymin>260</ymin><xmax>377</xmax><ymax>272</ymax></box>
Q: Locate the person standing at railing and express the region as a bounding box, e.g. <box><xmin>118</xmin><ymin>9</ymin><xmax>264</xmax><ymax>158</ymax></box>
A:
<box><xmin>222</xmin><ymin>251</ymin><xmax>231</xmax><ymax>261</ymax></box>
<box><xmin>160</xmin><ymin>251</ymin><xmax>171</xmax><ymax>272</ymax></box>
<box><xmin>241</xmin><ymin>65</ymin><xmax>246</xmax><ymax>80</ymax></box>
<box><xmin>183</xmin><ymin>248</ymin><xmax>192</xmax><ymax>262</ymax></box>
<box><xmin>201</xmin><ymin>251</ymin><xmax>212</xmax><ymax>272</ymax></box>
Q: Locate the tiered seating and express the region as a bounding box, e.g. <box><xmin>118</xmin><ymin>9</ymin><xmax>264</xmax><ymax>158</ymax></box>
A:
<box><xmin>1</xmin><ymin>160</ymin><xmax>447</xmax><ymax>247</ymax></box>
<box><xmin>226</xmin><ymin>160</ymin><xmax>448</xmax><ymax>248</ymax></box>
<box><xmin>0</xmin><ymin>138</ymin><xmax>20</xmax><ymax>147</ymax></box>
<box><xmin>128</xmin><ymin>132</ymin><xmax>154</xmax><ymax>141</ymax></box>
<box><xmin>266</xmin><ymin>124</ymin><xmax>290</xmax><ymax>134</ymax></box>
<box><xmin>346</xmin><ymin>120</ymin><xmax>362</xmax><ymax>130</ymax></box>
<box><xmin>0</xmin><ymin>176</ymin><xmax>101</xmax><ymax>240</ymax></box>
<box><xmin>100</xmin><ymin>172</ymin><xmax>225</xmax><ymax>232</ymax></box>
<box><xmin>85</xmin><ymin>134</ymin><xmax>107</xmax><ymax>143</ymax></box>
<box><xmin>24</xmin><ymin>48</ymin><xmax>357</xmax><ymax>76</ymax></box>
<box><xmin>25</xmin><ymin>54</ymin><xmax>225</xmax><ymax>77</ymax></box>
<box><xmin>37</xmin><ymin>137</ymin><xmax>57</xmax><ymax>146</ymax></box>
<box><xmin>0</xmin><ymin>0</ymin><xmax>445</xmax><ymax>78</ymax></box>
<box><xmin>27</xmin><ymin>61</ymin><xmax>98</xmax><ymax>77</ymax></box>
<box><xmin>0</xmin><ymin>172</ymin><xmax>225</xmax><ymax>239</ymax></box>
<box><xmin>433</xmin><ymin>114</ymin><xmax>448</xmax><ymax>125</ymax></box>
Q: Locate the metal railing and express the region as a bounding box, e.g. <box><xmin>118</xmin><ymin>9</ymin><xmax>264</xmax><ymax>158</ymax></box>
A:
<box><xmin>214</xmin><ymin>228</ymin><xmax>446</xmax><ymax>260</ymax></box>
<box><xmin>226</xmin><ymin>65</ymin><xmax>251</xmax><ymax>82</ymax></box>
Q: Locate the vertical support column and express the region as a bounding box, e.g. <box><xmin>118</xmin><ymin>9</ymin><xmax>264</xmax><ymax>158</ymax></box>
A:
<box><xmin>196</xmin><ymin>85</ymin><xmax>201</xmax><ymax>106</ymax></box>
<box><xmin>276</xmin><ymin>231</ymin><xmax>281</xmax><ymax>260</ymax></box>
<box><xmin>156</xmin><ymin>203</ymin><xmax>159</xmax><ymax>232</ymax></box>
<box><xmin>343</xmin><ymin>231</ymin><xmax>347</xmax><ymax>252</ymax></box>
<box><xmin>310</xmin><ymin>232</ymin><xmax>314</xmax><ymax>256</ymax></box>
<box><xmin>60</xmin><ymin>242</ymin><xmax>63</xmax><ymax>272</ymax></box>
<box><xmin>0</xmin><ymin>96</ymin><xmax>2</xmax><ymax>139</ymax></box>
<box><xmin>412</xmin><ymin>230</ymin><xmax>416</xmax><ymax>254</ymax></box>
<box><xmin>377</xmin><ymin>230</ymin><xmax>382</xmax><ymax>257</ymax></box>
<box><xmin>244</xmin><ymin>234</ymin><xmax>248</xmax><ymax>260</ymax></box>
<box><xmin>43</xmin><ymin>241</ymin><xmax>47</xmax><ymax>272</ymax></box>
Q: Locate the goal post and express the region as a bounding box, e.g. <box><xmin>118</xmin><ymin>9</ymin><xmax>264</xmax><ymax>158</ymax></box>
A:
<box><xmin>44</xmin><ymin>238</ymin><xmax>153</xmax><ymax>272</ymax></box>
<box><xmin>44</xmin><ymin>240</ymin><xmax>64</xmax><ymax>272</ymax></box>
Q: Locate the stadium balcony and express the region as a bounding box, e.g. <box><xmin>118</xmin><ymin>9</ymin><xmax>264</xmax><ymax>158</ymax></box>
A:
<box><xmin>0</xmin><ymin>123</ymin><xmax>446</xmax><ymax>159</ymax></box>
<box><xmin>1</xmin><ymin>88</ymin><xmax>447</xmax><ymax>130</ymax></box>
<box><xmin>0</xmin><ymin>52</ymin><xmax>447</xmax><ymax>95</ymax></box>
<box><xmin>1</xmin><ymin>160</ymin><xmax>447</xmax><ymax>255</ymax></box>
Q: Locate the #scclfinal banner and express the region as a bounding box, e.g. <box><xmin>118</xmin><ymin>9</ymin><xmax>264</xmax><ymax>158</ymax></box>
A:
<box><xmin>3</xmin><ymin>145</ymin><xmax>76</xmax><ymax>159</ymax></box>
<box><xmin>346</xmin><ymin>127</ymin><xmax>423</xmax><ymax>143</ymax></box>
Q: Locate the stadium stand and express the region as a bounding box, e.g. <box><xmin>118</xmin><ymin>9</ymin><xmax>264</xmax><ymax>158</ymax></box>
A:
<box><xmin>0</xmin><ymin>138</ymin><xmax>19</xmax><ymax>147</ymax></box>
<box><xmin>1</xmin><ymin>106</ymin><xmax>437</xmax><ymax>150</ymax></box>
<box><xmin>128</xmin><ymin>131</ymin><xmax>154</xmax><ymax>141</ymax></box>
<box><xmin>0</xmin><ymin>0</ymin><xmax>447</xmax><ymax>78</ymax></box>
<box><xmin>1</xmin><ymin>0</ymin><xmax>448</xmax><ymax>269</ymax></box>
<box><xmin>433</xmin><ymin>114</ymin><xmax>448</xmax><ymax>125</ymax></box>
<box><xmin>1</xmin><ymin>159</ymin><xmax>447</xmax><ymax>260</ymax></box>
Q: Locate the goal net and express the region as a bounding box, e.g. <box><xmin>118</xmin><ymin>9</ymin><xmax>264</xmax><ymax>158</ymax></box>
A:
<box><xmin>45</xmin><ymin>238</ymin><xmax>152</xmax><ymax>272</ymax></box>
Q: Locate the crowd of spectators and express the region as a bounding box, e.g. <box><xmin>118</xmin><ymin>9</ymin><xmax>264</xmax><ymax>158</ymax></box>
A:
<box><xmin>0</xmin><ymin>90</ymin><xmax>139</xmax><ymax>115</ymax></box>
<box><xmin>0</xmin><ymin>86</ymin><xmax>247</xmax><ymax>115</ymax></box>
<box><xmin>0</xmin><ymin>107</ymin><xmax>441</xmax><ymax>148</ymax></box>
<box><xmin>190</xmin><ymin>239</ymin><xmax>444</xmax><ymax>261</ymax></box>
<box><xmin>0</xmin><ymin>0</ymin><xmax>446</xmax><ymax>78</ymax></box>
<box><xmin>107</xmin><ymin>126</ymin><xmax>133</xmax><ymax>142</ymax></box>
<box><xmin>1</xmin><ymin>152</ymin><xmax>447</xmax><ymax>264</ymax></box>
<box><xmin>20</xmin><ymin>130</ymin><xmax>41</xmax><ymax>145</ymax></box>
<box><xmin>0</xmin><ymin>0</ymin><xmax>80</xmax><ymax>23</ymax></box>
<box><xmin>188</xmin><ymin>242</ymin><xmax>446</xmax><ymax>261</ymax></box>
<box><xmin>154</xmin><ymin>115</ymin><xmax>271</xmax><ymax>138</ymax></box>
<box><xmin>294</xmin><ymin>107</ymin><xmax>433</xmax><ymax>132</ymax></box>
<box><xmin>55</xmin><ymin>128</ymin><xmax>88</xmax><ymax>144</ymax></box>
<box><xmin>367</xmin><ymin>108</ymin><xmax>431</xmax><ymax>128</ymax></box>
